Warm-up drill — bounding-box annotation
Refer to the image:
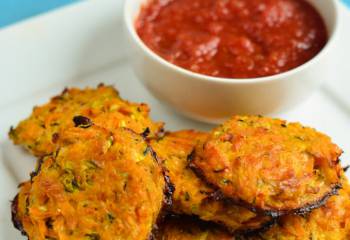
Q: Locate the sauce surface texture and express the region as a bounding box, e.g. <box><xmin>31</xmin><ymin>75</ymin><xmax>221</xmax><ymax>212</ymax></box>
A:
<box><xmin>136</xmin><ymin>0</ymin><xmax>328</xmax><ymax>79</ymax></box>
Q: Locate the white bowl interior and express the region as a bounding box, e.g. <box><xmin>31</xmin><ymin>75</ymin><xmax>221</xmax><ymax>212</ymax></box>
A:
<box><xmin>308</xmin><ymin>0</ymin><xmax>338</xmax><ymax>36</ymax></box>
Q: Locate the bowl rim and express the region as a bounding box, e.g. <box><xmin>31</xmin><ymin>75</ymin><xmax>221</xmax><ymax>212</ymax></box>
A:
<box><xmin>124</xmin><ymin>0</ymin><xmax>340</xmax><ymax>85</ymax></box>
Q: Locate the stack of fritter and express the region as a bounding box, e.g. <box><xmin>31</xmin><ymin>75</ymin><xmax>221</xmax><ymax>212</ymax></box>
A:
<box><xmin>152</xmin><ymin>119</ymin><xmax>350</xmax><ymax>240</ymax></box>
<box><xmin>10</xmin><ymin>86</ymin><xmax>350</xmax><ymax>240</ymax></box>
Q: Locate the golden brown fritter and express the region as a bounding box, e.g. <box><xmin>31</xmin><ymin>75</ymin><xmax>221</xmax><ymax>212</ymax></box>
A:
<box><xmin>190</xmin><ymin>116</ymin><xmax>343</xmax><ymax>216</ymax></box>
<box><xmin>9</xmin><ymin>85</ymin><xmax>163</xmax><ymax>157</ymax></box>
<box><xmin>151</xmin><ymin>130</ymin><xmax>271</xmax><ymax>233</ymax></box>
<box><xmin>12</xmin><ymin>125</ymin><xmax>167</xmax><ymax>240</ymax></box>
<box><xmin>156</xmin><ymin>215</ymin><xmax>235</xmax><ymax>240</ymax></box>
<box><xmin>251</xmin><ymin>175</ymin><xmax>350</xmax><ymax>240</ymax></box>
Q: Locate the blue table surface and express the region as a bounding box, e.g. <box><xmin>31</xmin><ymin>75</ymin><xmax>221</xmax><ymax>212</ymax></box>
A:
<box><xmin>0</xmin><ymin>0</ymin><xmax>349</xmax><ymax>29</ymax></box>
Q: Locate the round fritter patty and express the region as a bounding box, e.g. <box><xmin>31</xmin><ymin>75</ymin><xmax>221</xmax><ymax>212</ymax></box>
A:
<box><xmin>190</xmin><ymin>116</ymin><xmax>343</xmax><ymax>216</ymax></box>
<box><xmin>156</xmin><ymin>215</ymin><xmax>235</xmax><ymax>240</ymax></box>
<box><xmin>151</xmin><ymin>130</ymin><xmax>271</xmax><ymax>233</ymax></box>
<box><xmin>251</xmin><ymin>175</ymin><xmax>350</xmax><ymax>240</ymax></box>
<box><xmin>12</xmin><ymin>125</ymin><xmax>167</xmax><ymax>240</ymax></box>
<box><xmin>9</xmin><ymin>85</ymin><xmax>163</xmax><ymax>157</ymax></box>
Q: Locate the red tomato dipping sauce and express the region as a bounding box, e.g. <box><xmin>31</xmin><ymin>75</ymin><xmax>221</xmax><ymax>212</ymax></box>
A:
<box><xmin>136</xmin><ymin>0</ymin><xmax>328</xmax><ymax>79</ymax></box>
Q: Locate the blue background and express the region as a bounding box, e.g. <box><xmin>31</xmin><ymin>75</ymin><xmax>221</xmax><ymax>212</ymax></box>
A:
<box><xmin>0</xmin><ymin>0</ymin><xmax>349</xmax><ymax>28</ymax></box>
<box><xmin>0</xmin><ymin>0</ymin><xmax>78</xmax><ymax>28</ymax></box>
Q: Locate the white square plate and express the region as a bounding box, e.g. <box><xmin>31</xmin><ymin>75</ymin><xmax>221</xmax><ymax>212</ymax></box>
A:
<box><xmin>0</xmin><ymin>1</ymin><xmax>349</xmax><ymax>239</ymax></box>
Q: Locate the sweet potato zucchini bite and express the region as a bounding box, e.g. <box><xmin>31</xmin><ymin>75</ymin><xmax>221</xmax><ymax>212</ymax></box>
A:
<box><xmin>150</xmin><ymin>130</ymin><xmax>271</xmax><ymax>234</ymax></box>
<box><xmin>9</xmin><ymin>85</ymin><xmax>163</xmax><ymax>157</ymax></box>
<box><xmin>12</xmin><ymin>125</ymin><xmax>168</xmax><ymax>240</ymax></box>
<box><xmin>190</xmin><ymin>116</ymin><xmax>343</xmax><ymax>216</ymax></box>
<box><xmin>251</xmin><ymin>175</ymin><xmax>350</xmax><ymax>240</ymax></box>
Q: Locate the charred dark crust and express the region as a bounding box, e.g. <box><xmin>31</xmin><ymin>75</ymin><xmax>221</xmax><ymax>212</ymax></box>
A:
<box><xmin>188</xmin><ymin>150</ymin><xmax>275</xmax><ymax>234</ymax></box>
<box><xmin>201</xmin><ymin>193</ymin><xmax>275</xmax><ymax>235</ymax></box>
<box><xmin>189</xmin><ymin>150</ymin><xmax>343</xmax><ymax>218</ymax></box>
<box><xmin>149</xmin><ymin>220</ymin><xmax>164</xmax><ymax>240</ymax></box>
<box><xmin>188</xmin><ymin>149</ymin><xmax>227</xmax><ymax>196</ymax></box>
<box><xmin>61</xmin><ymin>87</ymin><xmax>69</xmax><ymax>95</ymax></box>
<box><xmin>293</xmin><ymin>183</ymin><xmax>342</xmax><ymax>215</ymax></box>
<box><xmin>30</xmin><ymin>157</ymin><xmax>45</xmax><ymax>181</ymax></box>
<box><xmin>238</xmin><ymin>218</ymin><xmax>277</xmax><ymax>237</ymax></box>
<box><xmin>150</xmin><ymin>170</ymin><xmax>175</xmax><ymax>240</ymax></box>
<box><xmin>344</xmin><ymin>165</ymin><xmax>350</xmax><ymax>172</ymax></box>
<box><xmin>142</xmin><ymin>128</ymin><xmax>151</xmax><ymax>138</ymax></box>
<box><xmin>201</xmin><ymin>192</ymin><xmax>275</xmax><ymax>235</ymax></box>
<box><xmin>51</xmin><ymin>87</ymin><xmax>69</xmax><ymax>101</ymax></box>
<box><xmin>11</xmin><ymin>195</ymin><xmax>27</xmax><ymax>237</ymax></box>
<box><xmin>242</xmin><ymin>183</ymin><xmax>343</xmax><ymax>218</ymax></box>
<box><xmin>189</xmin><ymin>150</ymin><xmax>266</xmax><ymax>216</ymax></box>
<box><xmin>8</xmin><ymin>126</ymin><xmax>16</xmax><ymax>139</ymax></box>
<box><xmin>162</xmin><ymin>171</ymin><xmax>175</xmax><ymax>207</ymax></box>
<box><xmin>148</xmin><ymin>227</ymin><xmax>157</xmax><ymax>240</ymax></box>
<box><xmin>152</xmin><ymin>206</ymin><xmax>171</xmax><ymax>240</ymax></box>
<box><xmin>29</xmin><ymin>152</ymin><xmax>56</xmax><ymax>180</ymax></box>
<box><xmin>143</xmin><ymin>133</ymin><xmax>176</xmax><ymax>239</ymax></box>
<box><xmin>98</xmin><ymin>83</ymin><xmax>120</xmax><ymax>95</ymax></box>
<box><xmin>148</xmin><ymin>146</ymin><xmax>175</xmax><ymax>208</ymax></box>
<box><xmin>147</xmin><ymin>140</ymin><xmax>162</xmax><ymax>165</ymax></box>
<box><xmin>187</xmin><ymin>149</ymin><xmax>196</xmax><ymax>164</ymax></box>
<box><xmin>73</xmin><ymin>116</ymin><xmax>94</xmax><ymax>128</ymax></box>
<box><xmin>52</xmin><ymin>132</ymin><xmax>60</xmax><ymax>143</ymax></box>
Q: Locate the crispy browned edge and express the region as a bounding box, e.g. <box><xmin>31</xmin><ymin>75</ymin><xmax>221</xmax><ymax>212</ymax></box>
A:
<box><xmin>188</xmin><ymin>149</ymin><xmax>343</xmax><ymax>218</ymax></box>
<box><xmin>141</xmin><ymin>128</ymin><xmax>175</xmax><ymax>209</ymax></box>
<box><xmin>11</xmin><ymin>118</ymin><xmax>174</xmax><ymax>240</ymax></box>
<box><xmin>11</xmin><ymin>194</ymin><xmax>27</xmax><ymax>237</ymax></box>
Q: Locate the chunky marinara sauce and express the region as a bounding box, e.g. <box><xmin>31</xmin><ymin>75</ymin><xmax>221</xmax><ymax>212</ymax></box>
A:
<box><xmin>136</xmin><ymin>0</ymin><xmax>327</xmax><ymax>79</ymax></box>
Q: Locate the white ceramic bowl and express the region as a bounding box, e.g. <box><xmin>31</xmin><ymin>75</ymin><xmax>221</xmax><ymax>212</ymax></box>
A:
<box><xmin>124</xmin><ymin>0</ymin><xmax>339</xmax><ymax>124</ymax></box>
